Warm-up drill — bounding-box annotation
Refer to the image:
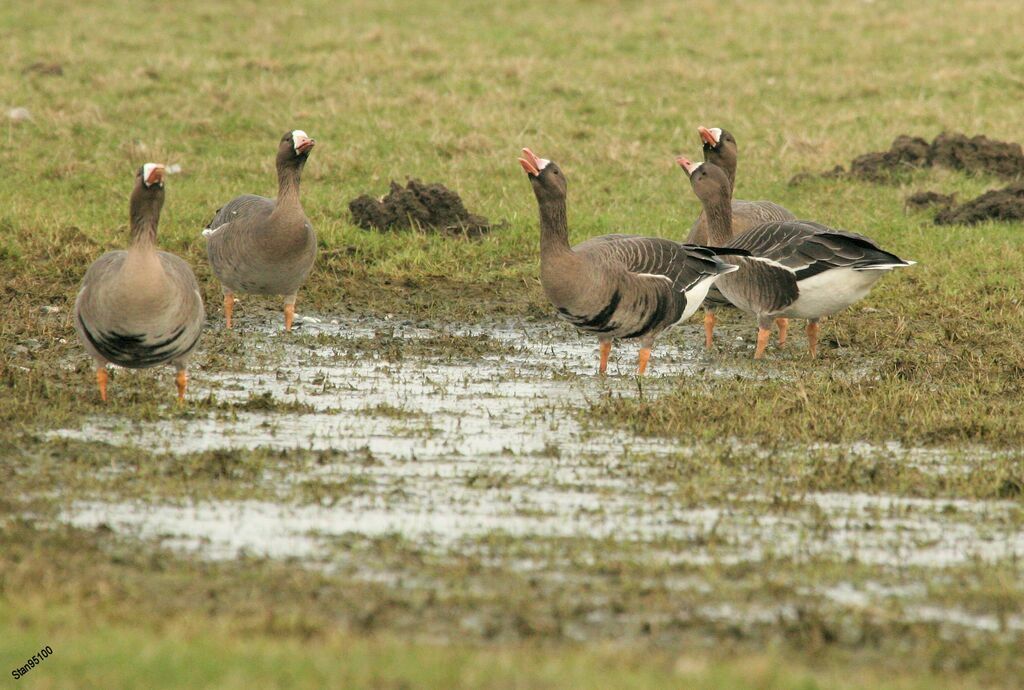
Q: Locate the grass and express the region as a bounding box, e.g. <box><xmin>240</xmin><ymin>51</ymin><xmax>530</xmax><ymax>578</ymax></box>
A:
<box><xmin>2</xmin><ymin>0</ymin><xmax>1024</xmax><ymax>687</ymax></box>
<box><xmin>3</xmin><ymin>605</ymin><xmax>980</xmax><ymax>690</ymax></box>
<box><xmin>1</xmin><ymin>526</ymin><xmax>1015</xmax><ymax>690</ymax></box>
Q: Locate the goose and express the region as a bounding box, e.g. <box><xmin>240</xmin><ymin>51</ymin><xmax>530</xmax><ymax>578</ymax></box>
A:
<box><xmin>519</xmin><ymin>148</ymin><xmax>741</xmax><ymax>374</ymax></box>
<box><xmin>203</xmin><ymin>130</ymin><xmax>317</xmax><ymax>331</ymax></box>
<box><xmin>74</xmin><ymin>164</ymin><xmax>205</xmax><ymax>402</ymax></box>
<box><xmin>679</xmin><ymin>159</ymin><xmax>914</xmax><ymax>358</ymax></box>
<box><xmin>686</xmin><ymin>127</ymin><xmax>796</xmax><ymax>244</ymax></box>
<box><xmin>686</xmin><ymin>126</ymin><xmax>797</xmax><ymax>349</ymax></box>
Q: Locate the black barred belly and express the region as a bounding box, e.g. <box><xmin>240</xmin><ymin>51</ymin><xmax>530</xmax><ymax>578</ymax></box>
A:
<box><xmin>557</xmin><ymin>289</ymin><xmax>682</xmax><ymax>341</ymax></box>
<box><xmin>78</xmin><ymin>315</ymin><xmax>198</xmax><ymax>369</ymax></box>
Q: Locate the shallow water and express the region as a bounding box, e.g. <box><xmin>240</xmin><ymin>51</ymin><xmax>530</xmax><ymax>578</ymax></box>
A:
<box><xmin>52</xmin><ymin>315</ymin><xmax>1024</xmax><ymax>636</ymax></box>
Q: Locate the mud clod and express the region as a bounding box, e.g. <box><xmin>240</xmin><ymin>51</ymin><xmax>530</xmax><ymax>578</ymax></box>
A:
<box><xmin>849</xmin><ymin>135</ymin><xmax>931</xmax><ymax>181</ymax></box>
<box><xmin>792</xmin><ymin>132</ymin><xmax>1024</xmax><ymax>185</ymax></box>
<box><xmin>929</xmin><ymin>132</ymin><xmax>1024</xmax><ymax>179</ymax></box>
<box><xmin>934</xmin><ymin>184</ymin><xmax>1024</xmax><ymax>225</ymax></box>
<box><xmin>349</xmin><ymin>179</ymin><xmax>492</xmax><ymax>237</ymax></box>
<box><xmin>905</xmin><ymin>191</ymin><xmax>956</xmax><ymax>211</ymax></box>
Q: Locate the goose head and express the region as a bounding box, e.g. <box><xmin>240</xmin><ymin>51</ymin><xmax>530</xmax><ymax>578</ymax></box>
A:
<box><xmin>698</xmin><ymin>126</ymin><xmax>738</xmax><ymax>179</ymax></box>
<box><xmin>676</xmin><ymin>156</ymin><xmax>731</xmax><ymax>205</ymax></box>
<box><xmin>277</xmin><ymin>129</ymin><xmax>316</xmax><ymax>167</ymax></box>
<box><xmin>519</xmin><ymin>148</ymin><xmax>567</xmax><ymax>202</ymax></box>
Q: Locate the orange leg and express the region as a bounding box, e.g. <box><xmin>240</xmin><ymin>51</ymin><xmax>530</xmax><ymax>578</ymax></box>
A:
<box><xmin>637</xmin><ymin>347</ymin><xmax>652</xmax><ymax>375</ymax></box>
<box><xmin>775</xmin><ymin>317</ymin><xmax>789</xmax><ymax>347</ymax></box>
<box><xmin>176</xmin><ymin>370</ymin><xmax>188</xmax><ymax>403</ymax></box>
<box><xmin>284</xmin><ymin>303</ymin><xmax>295</xmax><ymax>332</ymax></box>
<box><xmin>704</xmin><ymin>310</ymin><xmax>717</xmax><ymax>349</ymax></box>
<box><xmin>223</xmin><ymin>292</ymin><xmax>234</xmax><ymax>329</ymax></box>
<box><xmin>599</xmin><ymin>341</ymin><xmax>612</xmax><ymax>375</ymax></box>
<box><xmin>754</xmin><ymin>328</ymin><xmax>771</xmax><ymax>359</ymax></box>
<box><xmin>96</xmin><ymin>367</ymin><xmax>108</xmax><ymax>402</ymax></box>
<box><xmin>807</xmin><ymin>321</ymin><xmax>820</xmax><ymax>359</ymax></box>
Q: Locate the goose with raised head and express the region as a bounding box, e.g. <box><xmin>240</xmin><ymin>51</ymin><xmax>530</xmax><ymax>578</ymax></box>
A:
<box><xmin>685</xmin><ymin>126</ymin><xmax>797</xmax><ymax>348</ymax></box>
<box><xmin>686</xmin><ymin>126</ymin><xmax>796</xmax><ymax>244</ymax></box>
<box><xmin>680</xmin><ymin>158</ymin><xmax>914</xmax><ymax>358</ymax></box>
<box><xmin>519</xmin><ymin>148</ymin><xmax>741</xmax><ymax>375</ymax></box>
<box><xmin>74</xmin><ymin>164</ymin><xmax>205</xmax><ymax>402</ymax></box>
<box><xmin>203</xmin><ymin>130</ymin><xmax>317</xmax><ymax>331</ymax></box>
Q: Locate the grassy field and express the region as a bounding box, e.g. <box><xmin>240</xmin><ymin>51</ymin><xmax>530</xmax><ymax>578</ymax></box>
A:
<box><xmin>2</xmin><ymin>0</ymin><xmax>1024</xmax><ymax>688</ymax></box>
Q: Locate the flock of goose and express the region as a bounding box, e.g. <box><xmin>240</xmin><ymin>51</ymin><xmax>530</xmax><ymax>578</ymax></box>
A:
<box><xmin>73</xmin><ymin>127</ymin><xmax>913</xmax><ymax>402</ymax></box>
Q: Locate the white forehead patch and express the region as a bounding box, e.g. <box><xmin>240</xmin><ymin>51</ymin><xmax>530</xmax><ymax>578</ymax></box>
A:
<box><xmin>142</xmin><ymin>163</ymin><xmax>161</xmax><ymax>187</ymax></box>
<box><xmin>291</xmin><ymin>130</ymin><xmax>309</xmax><ymax>153</ymax></box>
<box><xmin>690</xmin><ymin>161</ymin><xmax>704</xmax><ymax>173</ymax></box>
<box><xmin>537</xmin><ymin>158</ymin><xmax>551</xmax><ymax>171</ymax></box>
<box><xmin>708</xmin><ymin>128</ymin><xmax>722</xmax><ymax>144</ymax></box>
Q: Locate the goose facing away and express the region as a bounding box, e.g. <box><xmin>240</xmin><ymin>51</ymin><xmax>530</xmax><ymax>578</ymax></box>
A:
<box><xmin>74</xmin><ymin>164</ymin><xmax>205</xmax><ymax>402</ymax></box>
<box><xmin>203</xmin><ymin>130</ymin><xmax>317</xmax><ymax>331</ymax></box>
<box><xmin>685</xmin><ymin>126</ymin><xmax>797</xmax><ymax>349</ymax></box>
<box><xmin>518</xmin><ymin>148</ymin><xmax>740</xmax><ymax>375</ymax></box>
<box><xmin>680</xmin><ymin>159</ymin><xmax>915</xmax><ymax>358</ymax></box>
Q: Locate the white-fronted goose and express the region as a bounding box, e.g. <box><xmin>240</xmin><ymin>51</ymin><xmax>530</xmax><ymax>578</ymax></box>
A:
<box><xmin>203</xmin><ymin>130</ymin><xmax>317</xmax><ymax>331</ymax></box>
<box><xmin>74</xmin><ymin>164</ymin><xmax>205</xmax><ymax>402</ymax></box>
<box><xmin>686</xmin><ymin>126</ymin><xmax>797</xmax><ymax>348</ymax></box>
<box><xmin>686</xmin><ymin>127</ymin><xmax>796</xmax><ymax>244</ymax></box>
<box><xmin>519</xmin><ymin>148</ymin><xmax>740</xmax><ymax>374</ymax></box>
<box><xmin>679</xmin><ymin>159</ymin><xmax>914</xmax><ymax>358</ymax></box>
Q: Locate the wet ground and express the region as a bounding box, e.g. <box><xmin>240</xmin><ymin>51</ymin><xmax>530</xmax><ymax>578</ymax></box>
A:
<box><xmin>42</xmin><ymin>315</ymin><xmax>1024</xmax><ymax>645</ymax></box>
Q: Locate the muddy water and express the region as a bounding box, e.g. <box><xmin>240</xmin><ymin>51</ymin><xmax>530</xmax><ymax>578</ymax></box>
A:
<box><xmin>53</xmin><ymin>316</ymin><xmax>1024</xmax><ymax>635</ymax></box>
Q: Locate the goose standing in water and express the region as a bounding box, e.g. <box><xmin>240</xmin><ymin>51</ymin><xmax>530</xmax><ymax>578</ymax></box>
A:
<box><xmin>204</xmin><ymin>130</ymin><xmax>317</xmax><ymax>331</ymax></box>
<box><xmin>519</xmin><ymin>148</ymin><xmax>741</xmax><ymax>374</ymax></box>
<box><xmin>686</xmin><ymin>126</ymin><xmax>797</xmax><ymax>349</ymax></box>
<box><xmin>74</xmin><ymin>164</ymin><xmax>205</xmax><ymax>402</ymax></box>
<box><xmin>679</xmin><ymin>159</ymin><xmax>914</xmax><ymax>359</ymax></box>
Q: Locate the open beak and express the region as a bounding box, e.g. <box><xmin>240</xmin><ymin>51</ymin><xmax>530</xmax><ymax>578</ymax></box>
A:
<box><xmin>676</xmin><ymin>156</ymin><xmax>701</xmax><ymax>176</ymax></box>
<box><xmin>143</xmin><ymin>163</ymin><xmax>166</xmax><ymax>186</ymax></box>
<box><xmin>698</xmin><ymin>126</ymin><xmax>720</xmax><ymax>148</ymax></box>
<box><xmin>294</xmin><ymin>134</ymin><xmax>315</xmax><ymax>155</ymax></box>
<box><xmin>518</xmin><ymin>148</ymin><xmax>542</xmax><ymax>176</ymax></box>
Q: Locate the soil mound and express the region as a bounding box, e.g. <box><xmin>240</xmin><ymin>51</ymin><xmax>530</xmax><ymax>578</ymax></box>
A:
<box><xmin>791</xmin><ymin>132</ymin><xmax>1024</xmax><ymax>185</ymax></box>
<box><xmin>934</xmin><ymin>184</ymin><xmax>1024</xmax><ymax>225</ymax></box>
<box><xmin>849</xmin><ymin>135</ymin><xmax>930</xmax><ymax>181</ymax></box>
<box><xmin>905</xmin><ymin>191</ymin><xmax>955</xmax><ymax>211</ymax></box>
<box><xmin>349</xmin><ymin>179</ymin><xmax>491</xmax><ymax>237</ymax></box>
<box><xmin>929</xmin><ymin>132</ymin><xmax>1024</xmax><ymax>179</ymax></box>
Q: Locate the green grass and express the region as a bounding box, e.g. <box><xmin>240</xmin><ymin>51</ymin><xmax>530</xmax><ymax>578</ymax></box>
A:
<box><xmin>2</xmin><ymin>604</ymin><xmax>977</xmax><ymax>690</ymax></box>
<box><xmin>2</xmin><ymin>0</ymin><xmax>1024</xmax><ymax>687</ymax></box>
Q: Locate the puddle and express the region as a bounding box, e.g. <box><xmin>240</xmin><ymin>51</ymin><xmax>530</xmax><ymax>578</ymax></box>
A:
<box><xmin>47</xmin><ymin>316</ymin><xmax>1024</xmax><ymax>637</ymax></box>
<box><xmin>62</xmin><ymin>491</ymin><xmax>1024</xmax><ymax>568</ymax></box>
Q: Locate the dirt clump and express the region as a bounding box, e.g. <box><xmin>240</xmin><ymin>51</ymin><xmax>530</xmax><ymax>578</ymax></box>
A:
<box><xmin>929</xmin><ymin>132</ymin><xmax>1024</xmax><ymax>179</ymax></box>
<box><xmin>349</xmin><ymin>179</ymin><xmax>492</xmax><ymax>238</ymax></box>
<box><xmin>789</xmin><ymin>165</ymin><xmax>844</xmax><ymax>187</ymax></box>
<box><xmin>905</xmin><ymin>191</ymin><xmax>956</xmax><ymax>211</ymax></box>
<box><xmin>792</xmin><ymin>132</ymin><xmax>1024</xmax><ymax>184</ymax></box>
<box><xmin>849</xmin><ymin>135</ymin><xmax>931</xmax><ymax>181</ymax></box>
<box><xmin>934</xmin><ymin>184</ymin><xmax>1024</xmax><ymax>225</ymax></box>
